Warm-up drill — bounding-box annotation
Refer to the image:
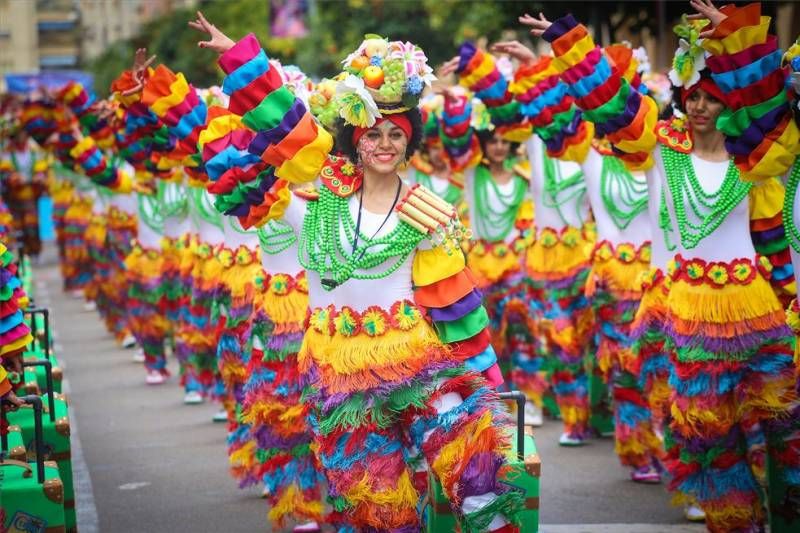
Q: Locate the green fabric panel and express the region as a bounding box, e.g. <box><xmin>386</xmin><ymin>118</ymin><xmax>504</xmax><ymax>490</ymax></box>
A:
<box><xmin>243</xmin><ymin>86</ymin><xmax>295</xmax><ymax>132</ymax></box>
<box><xmin>434</xmin><ymin>306</ymin><xmax>489</xmax><ymax>343</ymax></box>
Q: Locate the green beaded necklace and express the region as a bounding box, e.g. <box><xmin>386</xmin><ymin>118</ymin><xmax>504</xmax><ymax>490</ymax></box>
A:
<box><xmin>600</xmin><ymin>155</ymin><xmax>648</xmax><ymax>230</ymax></box>
<box><xmin>541</xmin><ymin>145</ymin><xmax>586</xmax><ymax>226</ymax></box>
<box><xmin>473</xmin><ymin>163</ymin><xmax>527</xmax><ymax>243</ymax></box>
<box><xmin>661</xmin><ymin>145</ymin><xmax>751</xmax><ymax>250</ymax></box>
<box><xmin>658</xmin><ymin>188</ymin><xmax>677</xmax><ymax>252</ymax></box>
<box><xmin>414</xmin><ymin>168</ymin><xmax>462</xmax><ymax>205</ymax></box>
<box><xmin>190</xmin><ymin>186</ymin><xmax>223</xmax><ymax>230</ymax></box>
<box><xmin>782</xmin><ymin>160</ymin><xmax>800</xmax><ymax>253</ymax></box>
<box><xmin>298</xmin><ymin>184</ymin><xmax>425</xmax><ymax>291</ymax></box>
<box><xmin>137</xmin><ymin>191</ymin><xmax>163</xmax><ymax>233</ymax></box>
<box><xmin>158</xmin><ymin>181</ymin><xmax>189</xmax><ymax>219</ymax></box>
<box><xmin>257</xmin><ymin>220</ymin><xmax>296</xmax><ymax>255</ymax></box>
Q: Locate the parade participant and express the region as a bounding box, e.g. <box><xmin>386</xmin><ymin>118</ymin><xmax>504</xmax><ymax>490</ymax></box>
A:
<box><xmin>521</xmin><ymin>2</ymin><xmax>800</xmax><ymax>529</ymax></box>
<box><xmin>486</xmin><ymin>40</ymin><xmax>662</xmax><ymax>479</ymax></box>
<box><xmin>405</xmin><ymin>96</ymin><xmax>465</xmax><ymax>207</ymax></box>
<box><xmin>105</xmin><ymin>188</ymin><xmax>138</xmax><ymax>348</ymax></box>
<box><xmin>189</xmin><ymin>12</ymin><xmax>522</xmax><ymax>531</ymax></box>
<box><xmin>0</xmin><ymin>129</ymin><xmax>48</xmax><ymax>261</ymax></box>
<box><xmin>435</xmin><ymin>62</ymin><xmax>545</xmax><ymax>429</ymax></box>
<box><xmin>443</xmin><ymin>45</ymin><xmax>594</xmax><ymax>442</ymax></box>
<box><xmin>198</xmin><ymin>75</ymin><xmax>327</xmax><ymax>529</ymax></box>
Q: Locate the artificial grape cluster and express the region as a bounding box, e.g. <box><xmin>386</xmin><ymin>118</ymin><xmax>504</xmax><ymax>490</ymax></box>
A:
<box><xmin>377</xmin><ymin>59</ymin><xmax>405</xmax><ymax>98</ymax></box>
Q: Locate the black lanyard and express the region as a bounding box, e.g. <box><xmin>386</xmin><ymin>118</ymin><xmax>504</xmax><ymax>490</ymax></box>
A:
<box><xmin>351</xmin><ymin>176</ymin><xmax>402</xmax><ymax>257</ymax></box>
<box><xmin>321</xmin><ymin>176</ymin><xmax>402</xmax><ymax>291</ymax></box>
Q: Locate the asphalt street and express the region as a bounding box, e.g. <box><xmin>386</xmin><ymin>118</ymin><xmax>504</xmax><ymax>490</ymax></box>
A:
<box><xmin>33</xmin><ymin>254</ymin><xmax>705</xmax><ymax>533</ymax></box>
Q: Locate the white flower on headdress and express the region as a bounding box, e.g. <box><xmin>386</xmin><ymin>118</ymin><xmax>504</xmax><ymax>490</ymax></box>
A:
<box><xmin>632</xmin><ymin>46</ymin><xmax>651</xmax><ymax>75</ymax></box>
<box><xmin>668</xmin><ymin>38</ymin><xmax>706</xmax><ymax>88</ymax></box>
<box><xmin>282</xmin><ymin>65</ymin><xmax>311</xmax><ymax>107</ymax></box>
<box><xmin>335</xmin><ymin>74</ymin><xmax>381</xmax><ymax>128</ymax></box>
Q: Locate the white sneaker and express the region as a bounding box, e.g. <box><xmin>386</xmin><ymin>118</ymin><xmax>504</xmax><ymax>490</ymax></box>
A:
<box><xmin>132</xmin><ymin>349</ymin><xmax>145</xmax><ymax>363</ymax></box>
<box><xmin>293</xmin><ymin>521</ymin><xmax>320</xmax><ymax>532</ymax></box>
<box><xmin>261</xmin><ymin>485</ymin><xmax>271</xmax><ymax>498</ymax></box>
<box><xmin>559</xmin><ymin>432</ymin><xmax>585</xmax><ymax>447</ymax></box>
<box><xmin>121</xmin><ymin>334</ymin><xmax>137</xmax><ymax>349</ymax></box>
<box><xmin>145</xmin><ymin>370</ymin><xmax>167</xmax><ymax>385</ymax></box>
<box><xmin>524</xmin><ymin>402</ymin><xmax>544</xmax><ymax>427</ymax></box>
<box><xmin>183</xmin><ymin>391</ymin><xmax>204</xmax><ymax>404</ymax></box>
<box><xmin>212</xmin><ymin>409</ymin><xmax>228</xmax><ymax>423</ymax></box>
<box><xmin>83</xmin><ymin>301</ymin><xmax>97</xmax><ymax>312</ymax></box>
<box><xmin>684</xmin><ymin>503</ymin><xmax>706</xmax><ymax>522</ymax></box>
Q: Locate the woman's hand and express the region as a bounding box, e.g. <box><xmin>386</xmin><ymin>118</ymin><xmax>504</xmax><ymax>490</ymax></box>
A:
<box><xmin>1</xmin><ymin>390</ymin><xmax>23</xmax><ymax>411</ymax></box>
<box><xmin>439</xmin><ymin>56</ymin><xmax>460</xmax><ymax>78</ymax></box>
<box><xmin>519</xmin><ymin>12</ymin><xmax>552</xmax><ymax>38</ymax></box>
<box><xmin>491</xmin><ymin>40</ymin><xmax>536</xmax><ymax>66</ymax></box>
<box><xmin>688</xmin><ymin>0</ymin><xmax>726</xmax><ymax>38</ymax></box>
<box><xmin>189</xmin><ymin>11</ymin><xmax>235</xmax><ymax>54</ymax></box>
<box><xmin>121</xmin><ymin>47</ymin><xmax>156</xmax><ymax>97</ymax></box>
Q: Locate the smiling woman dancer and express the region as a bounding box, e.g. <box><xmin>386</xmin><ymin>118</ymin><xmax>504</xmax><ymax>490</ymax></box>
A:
<box><xmin>189</xmin><ymin>11</ymin><xmax>522</xmax><ymax>532</ymax></box>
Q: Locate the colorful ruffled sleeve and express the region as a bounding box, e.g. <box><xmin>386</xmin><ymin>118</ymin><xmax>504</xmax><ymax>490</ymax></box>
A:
<box><xmin>438</xmin><ymin>91</ymin><xmax>482</xmax><ymax>171</ymax></box>
<box><xmin>57</xmin><ymin>82</ymin><xmax>116</xmax><ymax>149</ymax></box>
<box><xmin>19</xmin><ymin>100</ymin><xmax>58</xmax><ymax>147</ymax></box>
<box><xmin>218</xmin><ymin>33</ymin><xmax>333</xmax><ymax>185</ymax></box>
<box><xmin>749</xmin><ymin>177</ymin><xmax>795</xmax><ymax>306</ymax></box>
<box><xmin>541</xmin><ymin>16</ymin><xmax>659</xmax><ymax>170</ymax></box>
<box><xmin>412</xmin><ymin>245</ymin><xmax>503</xmax><ymax>387</ymax></box>
<box><xmin>111</xmin><ymin>70</ymin><xmax>171</xmax><ymax>173</ymax></box>
<box><xmin>140</xmin><ymin>64</ymin><xmax>208</xmax><ymax>168</ymax></box>
<box><xmin>702</xmin><ymin>2</ymin><xmax>800</xmax><ymax>181</ymax></box>
<box><xmin>68</xmin><ymin>135</ymin><xmax>132</xmax><ymax>192</ymax></box>
<box><xmin>0</xmin><ymin>242</ymin><xmax>33</xmax><ymax>359</ymax></box>
<box><xmin>197</xmin><ymin>105</ymin><xmax>289</xmax><ymax>228</ymax></box>
<box><xmin>401</xmin><ymin>186</ymin><xmax>503</xmax><ymax>387</ymax></box>
<box><xmin>455</xmin><ymin>42</ymin><xmax>532</xmax><ymax>142</ymax></box>
<box><xmin>510</xmin><ymin>56</ymin><xmax>594</xmax><ymax>163</ymax></box>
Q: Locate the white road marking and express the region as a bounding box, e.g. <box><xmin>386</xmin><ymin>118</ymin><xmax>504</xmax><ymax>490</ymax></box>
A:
<box><xmin>118</xmin><ymin>482</ymin><xmax>151</xmax><ymax>491</ymax></box>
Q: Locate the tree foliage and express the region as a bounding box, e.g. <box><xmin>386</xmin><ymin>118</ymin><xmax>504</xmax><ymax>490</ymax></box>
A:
<box><xmin>88</xmin><ymin>0</ymin><xmax>775</xmax><ymax>95</ymax></box>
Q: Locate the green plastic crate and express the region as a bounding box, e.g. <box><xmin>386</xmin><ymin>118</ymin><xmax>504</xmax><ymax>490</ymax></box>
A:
<box><xmin>7</xmin><ymin>393</ymin><xmax>74</xmax><ymax>532</ymax></box>
<box><xmin>1</xmin><ymin>395</ymin><xmax>66</xmax><ymax>533</ymax></box>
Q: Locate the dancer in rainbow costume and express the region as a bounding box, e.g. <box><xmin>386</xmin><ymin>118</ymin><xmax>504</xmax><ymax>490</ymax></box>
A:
<box><xmin>481</xmin><ymin>39</ymin><xmax>664</xmax><ymax>479</ymax></box>
<box><xmin>522</xmin><ymin>2</ymin><xmax>800</xmax><ymax>530</ymax></box>
<box><xmin>446</xmin><ymin>42</ymin><xmax>597</xmax><ymax>445</ymax></box>
<box><xmin>185</xmin><ymin>12</ymin><xmax>523</xmax><ymax>532</ymax></box>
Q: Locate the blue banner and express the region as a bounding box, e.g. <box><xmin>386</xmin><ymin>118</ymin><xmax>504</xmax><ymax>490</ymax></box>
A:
<box><xmin>5</xmin><ymin>71</ymin><xmax>94</xmax><ymax>94</ymax></box>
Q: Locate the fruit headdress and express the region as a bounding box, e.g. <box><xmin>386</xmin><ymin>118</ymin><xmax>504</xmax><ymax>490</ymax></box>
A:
<box><xmin>336</xmin><ymin>34</ymin><xmax>436</xmax><ymax>128</ymax></box>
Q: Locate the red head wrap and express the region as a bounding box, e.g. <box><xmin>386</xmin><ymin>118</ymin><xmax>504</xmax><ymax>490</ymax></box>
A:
<box><xmin>352</xmin><ymin>114</ymin><xmax>413</xmax><ymax>146</ymax></box>
<box><xmin>681</xmin><ymin>78</ymin><xmax>727</xmax><ymax>108</ymax></box>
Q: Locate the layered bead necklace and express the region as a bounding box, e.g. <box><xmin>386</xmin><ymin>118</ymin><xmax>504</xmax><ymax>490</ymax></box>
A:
<box><xmin>782</xmin><ymin>160</ymin><xmax>800</xmax><ymax>252</ymax></box>
<box><xmin>599</xmin><ymin>155</ymin><xmax>648</xmax><ymax>230</ymax></box>
<box><xmin>661</xmin><ymin>145</ymin><xmax>750</xmax><ymax>250</ymax></box>
<box><xmin>159</xmin><ymin>180</ymin><xmax>189</xmax><ymax>220</ymax></box>
<box><xmin>541</xmin><ymin>145</ymin><xmax>586</xmax><ymax>226</ymax></box>
<box><xmin>190</xmin><ymin>186</ymin><xmax>223</xmax><ymax>230</ymax></box>
<box><xmin>257</xmin><ymin>220</ymin><xmax>296</xmax><ymax>256</ymax></box>
<box><xmin>472</xmin><ymin>162</ymin><xmax>527</xmax><ymax>243</ymax></box>
<box><xmin>414</xmin><ymin>168</ymin><xmax>462</xmax><ymax>205</ymax></box>
<box><xmin>137</xmin><ymin>190</ymin><xmax>163</xmax><ymax>233</ymax></box>
<box><xmin>298</xmin><ymin>183</ymin><xmax>425</xmax><ymax>291</ymax></box>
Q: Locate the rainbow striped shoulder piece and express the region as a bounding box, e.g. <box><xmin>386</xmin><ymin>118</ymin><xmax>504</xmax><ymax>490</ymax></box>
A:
<box><xmin>701</xmin><ymin>2</ymin><xmax>800</xmax><ymax>181</ymax></box>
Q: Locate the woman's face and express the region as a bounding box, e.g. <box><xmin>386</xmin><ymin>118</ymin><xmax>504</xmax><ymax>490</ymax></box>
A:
<box><xmin>685</xmin><ymin>88</ymin><xmax>725</xmax><ymax>135</ymax></box>
<box><xmin>357</xmin><ymin>120</ymin><xmax>408</xmax><ymax>174</ymax></box>
<box><xmin>485</xmin><ymin>133</ymin><xmax>510</xmax><ymax>165</ymax></box>
<box><xmin>426</xmin><ymin>143</ymin><xmax>447</xmax><ymax>170</ymax></box>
